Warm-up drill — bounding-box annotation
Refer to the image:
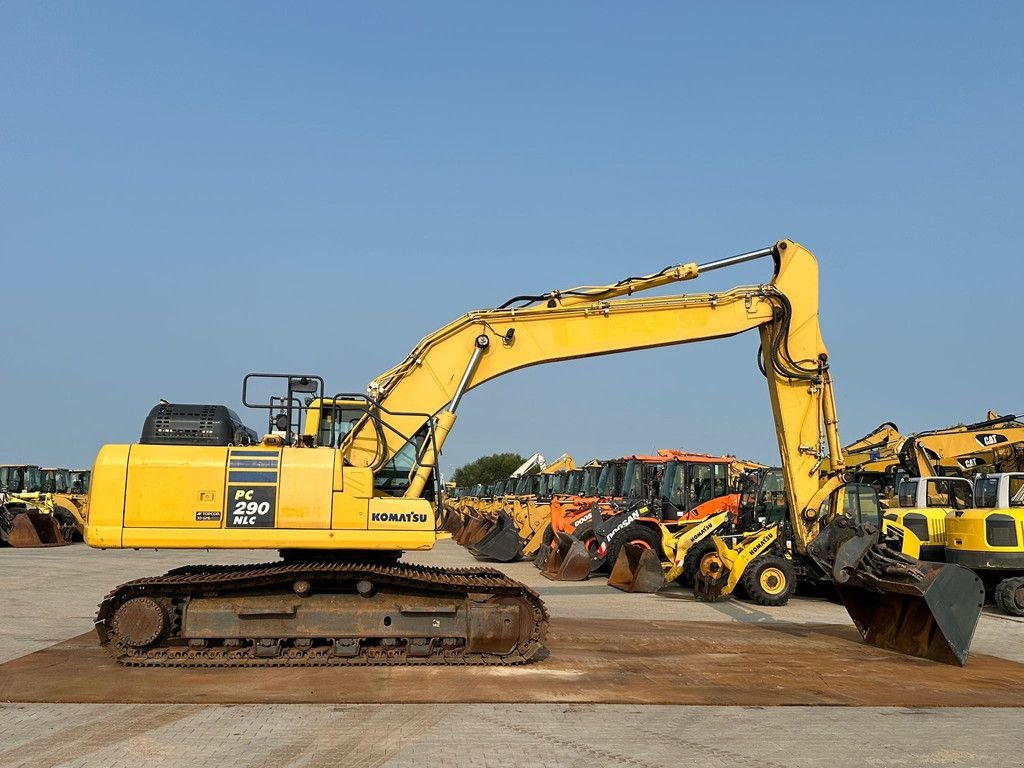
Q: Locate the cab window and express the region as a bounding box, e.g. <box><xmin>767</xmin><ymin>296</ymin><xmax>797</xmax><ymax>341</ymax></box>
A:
<box><xmin>1010</xmin><ymin>476</ymin><xmax>1024</xmax><ymax>508</ymax></box>
<box><xmin>898</xmin><ymin>480</ymin><xmax>918</xmax><ymax>508</ymax></box>
<box><xmin>925</xmin><ymin>479</ymin><xmax>972</xmax><ymax>510</ymax></box>
<box><xmin>974</xmin><ymin>477</ymin><xmax>1000</xmax><ymax>508</ymax></box>
<box><xmin>689</xmin><ymin>464</ymin><xmax>715</xmax><ymax>506</ymax></box>
<box><xmin>317</xmin><ymin>405</ymin><xmax>368</xmax><ymax>448</ymax></box>
<box><xmin>665</xmin><ymin>463</ymin><xmax>687</xmax><ymax>507</ymax></box>
<box><xmin>843</xmin><ymin>485</ymin><xmax>882</xmax><ymax>527</ymax></box>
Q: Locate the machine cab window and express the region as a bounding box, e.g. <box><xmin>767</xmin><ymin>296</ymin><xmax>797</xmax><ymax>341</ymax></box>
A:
<box><xmin>898</xmin><ymin>479</ymin><xmax>919</xmax><ymax>508</ymax></box>
<box><xmin>1010</xmin><ymin>476</ymin><xmax>1024</xmax><ymax>508</ymax></box>
<box><xmin>925</xmin><ymin>478</ymin><xmax>972</xmax><ymax>509</ymax></box>
<box><xmin>974</xmin><ymin>477</ymin><xmax>1000</xmax><ymax>508</ymax></box>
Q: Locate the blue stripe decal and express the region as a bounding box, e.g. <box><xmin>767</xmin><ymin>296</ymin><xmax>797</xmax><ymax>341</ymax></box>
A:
<box><xmin>229</xmin><ymin>459</ymin><xmax>279</xmax><ymax>468</ymax></box>
<box><xmin>228</xmin><ymin>471</ymin><xmax>278</xmax><ymax>483</ymax></box>
<box><xmin>228</xmin><ymin>450</ymin><xmax>280</xmax><ymax>457</ymax></box>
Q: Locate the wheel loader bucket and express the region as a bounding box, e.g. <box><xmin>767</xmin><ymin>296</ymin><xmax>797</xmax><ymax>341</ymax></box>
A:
<box><xmin>8</xmin><ymin>511</ymin><xmax>69</xmax><ymax>548</ymax></box>
<box><xmin>439</xmin><ymin>506</ymin><xmax>465</xmax><ymax>538</ymax></box>
<box><xmin>533</xmin><ymin>541</ymin><xmax>552</xmax><ymax>570</ymax></box>
<box><xmin>469</xmin><ymin>510</ymin><xmax>525</xmax><ymax>562</ymax></box>
<box><xmin>810</xmin><ymin>518</ymin><xmax>984</xmax><ymax>666</ymax></box>
<box><xmin>607</xmin><ymin>542</ymin><xmax>665</xmax><ymax>593</ymax></box>
<box><xmin>540</xmin><ymin>533</ymin><xmax>592</xmax><ymax>581</ymax></box>
<box><xmin>457</xmin><ymin>515</ymin><xmax>492</xmax><ymax>546</ymax></box>
<box><xmin>522</xmin><ymin>523</ymin><xmax>549</xmax><ymax>558</ymax></box>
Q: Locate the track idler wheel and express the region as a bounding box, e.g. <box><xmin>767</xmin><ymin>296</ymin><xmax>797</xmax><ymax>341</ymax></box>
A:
<box><xmin>110</xmin><ymin>597</ymin><xmax>169</xmax><ymax>648</ymax></box>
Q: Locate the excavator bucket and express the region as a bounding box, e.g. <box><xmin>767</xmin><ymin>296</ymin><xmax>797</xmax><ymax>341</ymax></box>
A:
<box><xmin>8</xmin><ymin>511</ymin><xmax>69</xmax><ymax>547</ymax></box>
<box><xmin>540</xmin><ymin>533</ymin><xmax>592</xmax><ymax>581</ymax></box>
<box><xmin>810</xmin><ymin>518</ymin><xmax>984</xmax><ymax>666</ymax></box>
<box><xmin>469</xmin><ymin>510</ymin><xmax>525</xmax><ymax>562</ymax></box>
<box><xmin>607</xmin><ymin>542</ymin><xmax>665</xmax><ymax>593</ymax></box>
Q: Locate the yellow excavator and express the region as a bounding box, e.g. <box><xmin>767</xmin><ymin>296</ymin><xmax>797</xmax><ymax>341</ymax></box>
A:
<box><xmin>947</xmin><ymin>472</ymin><xmax>1024</xmax><ymax>615</ymax></box>
<box><xmin>872</xmin><ymin>414</ymin><xmax>1024</xmax><ymax>562</ymax></box>
<box><xmin>899</xmin><ymin>412</ymin><xmax>1024</xmax><ymax>478</ymax></box>
<box><xmin>85</xmin><ymin>240</ymin><xmax>982</xmax><ymax>667</ymax></box>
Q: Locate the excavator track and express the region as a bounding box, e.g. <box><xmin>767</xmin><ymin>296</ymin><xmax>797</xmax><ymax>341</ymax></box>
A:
<box><xmin>96</xmin><ymin>561</ymin><xmax>548</xmax><ymax>667</ymax></box>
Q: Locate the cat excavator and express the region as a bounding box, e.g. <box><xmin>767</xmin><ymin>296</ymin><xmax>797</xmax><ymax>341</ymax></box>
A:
<box><xmin>900</xmin><ymin>413</ymin><xmax>1024</xmax><ymax>478</ymax></box>
<box><xmin>85</xmin><ymin>239</ymin><xmax>982</xmax><ymax>667</ymax></box>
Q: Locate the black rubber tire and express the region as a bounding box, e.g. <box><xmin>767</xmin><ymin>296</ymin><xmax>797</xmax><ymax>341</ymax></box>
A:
<box><xmin>53</xmin><ymin>505</ymin><xmax>82</xmax><ymax>542</ymax></box>
<box><xmin>679</xmin><ymin>538</ymin><xmax>717</xmax><ymax>587</ymax></box>
<box><xmin>541</xmin><ymin>524</ymin><xmax>554</xmax><ymax>548</ymax></box>
<box><xmin>740</xmin><ymin>554</ymin><xmax>796</xmax><ymax>607</ymax></box>
<box><xmin>604</xmin><ymin>524</ymin><xmax>662</xmax><ymax>576</ymax></box>
<box><xmin>995</xmin><ymin>577</ymin><xmax>1024</xmax><ymax>617</ymax></box>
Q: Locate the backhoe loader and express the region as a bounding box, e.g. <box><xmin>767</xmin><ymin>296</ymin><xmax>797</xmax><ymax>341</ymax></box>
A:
<box><xmin>947</xmin><ymin>472</ymin><xmax>1024</xmax><ymax>615</ymax></box>
<box><xmin>537</xmin><ymin>456</ymin><xmax>665</xmax><ymax>579</ymax></box>
<box><xmin>590</xmin><ymin>452</ymin><xmax>742</xmax><ymax>575</ymax></box>
<box><xmin>445</xmin><ymin>452</ymin><xmax>560</xmax><ymax>552</ymax></box>
<box><xmin>607</xmin><ymin>466</ymin><xmax>776</xmax><ymax>592</ymax></box>
<box><xmin>85</xmin><ymin>240</ymin><xmax>982</xmax><ymax>666</ymax></box>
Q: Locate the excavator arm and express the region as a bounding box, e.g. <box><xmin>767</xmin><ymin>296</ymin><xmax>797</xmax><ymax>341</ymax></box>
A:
<box><xmin>900</xmin><ymin>414</ymin><xmax>1024</xmax><ymax>477</ymax></box>
<box><xmin>343</xmin><ymin>241</ymin><xmax>844</xmax><ymax>550</ymax></box>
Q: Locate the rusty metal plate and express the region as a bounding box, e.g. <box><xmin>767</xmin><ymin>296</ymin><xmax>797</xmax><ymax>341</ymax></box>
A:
<box><xmin>5</xmin><ymin>617</ymin><xmax>1023</xmax><ymax>705</ymax></box>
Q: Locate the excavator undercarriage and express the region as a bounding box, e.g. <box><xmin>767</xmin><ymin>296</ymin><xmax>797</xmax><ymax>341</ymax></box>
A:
<box><xmin>97</xmin><ymin>560</ymin><xmax>548</xmax><ymax>666</ymax></box>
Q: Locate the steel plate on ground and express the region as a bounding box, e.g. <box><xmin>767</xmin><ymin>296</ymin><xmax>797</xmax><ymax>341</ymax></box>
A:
<box><xmin>3</xmin><ymin>617</ymin><xmax>1022</xmax><ymax>706</ymax></box>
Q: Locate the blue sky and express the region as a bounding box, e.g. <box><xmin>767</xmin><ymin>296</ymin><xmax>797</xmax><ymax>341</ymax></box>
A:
<box><xmin>2</xmin><ymin>2</ymin><xmax>1021</xmax><ymax>473</ymax></box>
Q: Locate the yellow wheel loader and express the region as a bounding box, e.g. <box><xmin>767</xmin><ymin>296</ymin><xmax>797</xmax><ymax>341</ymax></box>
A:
<box><xmin>946</xmin><ymin>472</ymin><xmax>1024</xmax><ymax>616</ymax></box>
<box><xmin>84</xmin><ymin>240</ymin><xmax>982</xmax><ymax>667</ymax></box>
<box><xmin>0</xmin><ymin>465</ymin><xmax>71</xmax><ymax>547</ymax></box>
<box><xmin>41</xmin><ymin>467</ymin><xmax>88</xmax><ymax>541</ymax></box>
